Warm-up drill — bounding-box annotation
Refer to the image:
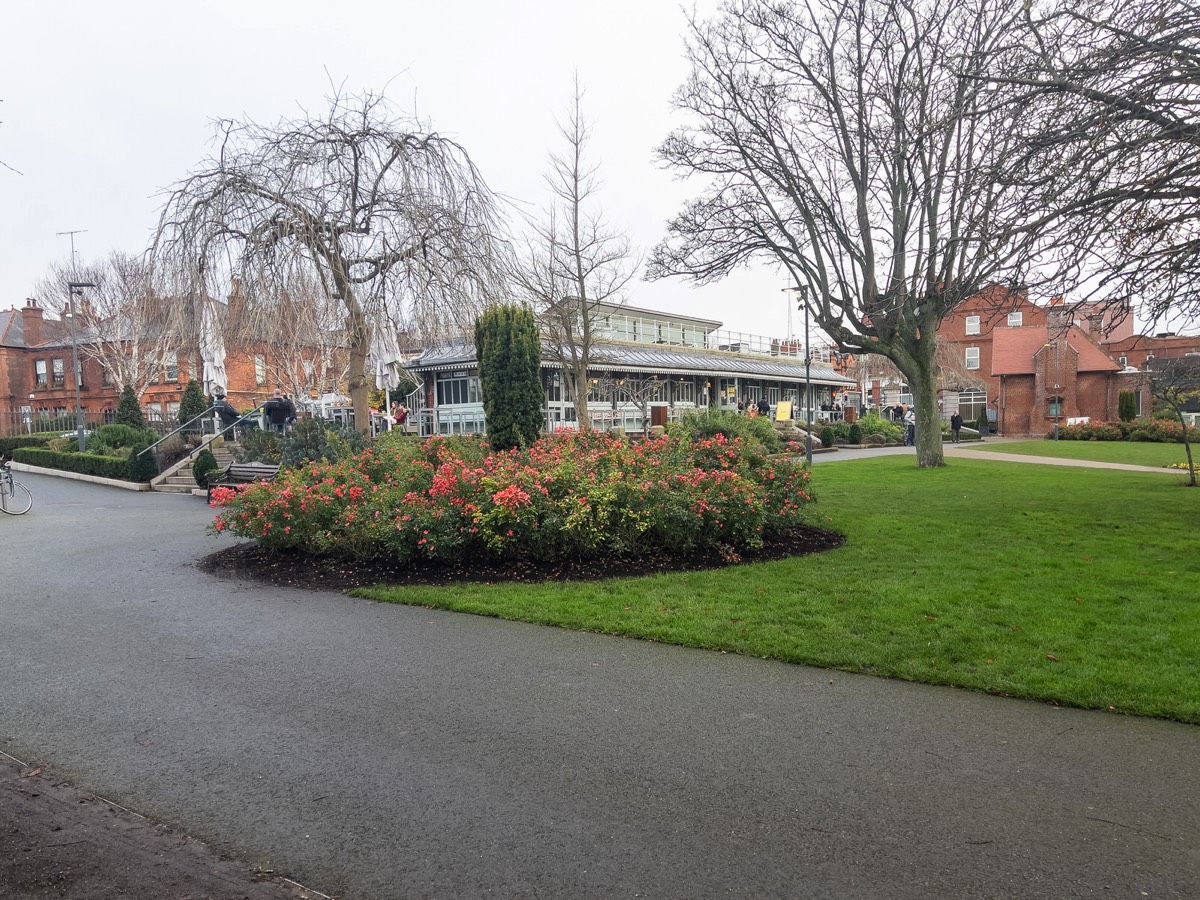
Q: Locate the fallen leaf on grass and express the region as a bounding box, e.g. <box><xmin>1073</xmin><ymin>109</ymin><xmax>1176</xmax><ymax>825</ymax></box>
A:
<box><xmin>1045</xmin><ymin>654</ymin><xmax>1059</xmax><ymax>662</ymax></box>
<box><xmin>22</xmin><ymin>767</ymin><xmax>43</xmax><ymax>778</ymax></box>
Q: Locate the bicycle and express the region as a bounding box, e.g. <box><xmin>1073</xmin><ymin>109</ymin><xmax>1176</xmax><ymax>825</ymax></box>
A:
<box><xmin>0</xmin><ymin>461</ymin><xmax>33</xmax><ymax>515</ymax></box>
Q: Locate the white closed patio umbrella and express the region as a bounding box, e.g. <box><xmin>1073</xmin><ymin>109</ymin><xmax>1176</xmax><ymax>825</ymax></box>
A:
<box><xmin>371</xmin><ymin>320</ymin><xmax>404</xmax><ymax>428</ymax></box>
<box><xmin>199</xmin><ymin>298</ymin><xmax>228</xmax><ymax>398</ymax></box>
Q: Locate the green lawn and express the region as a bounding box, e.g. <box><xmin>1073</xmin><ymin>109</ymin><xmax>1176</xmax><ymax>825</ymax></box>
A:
<box><xmin>355</xmin><ymin>457</ymin><xmax>1200</xmax><ymax>722</ymax></box>
<box><xmin>961</xmin><ymin>438</ymin><xmax>1192</xmax><ymax>467</ymax></box>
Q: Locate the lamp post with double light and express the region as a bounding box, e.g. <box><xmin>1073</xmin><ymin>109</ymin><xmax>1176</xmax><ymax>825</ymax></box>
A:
<box><xmin>65</xmin><ymin>281</ymin><xmax>95</xmax><ymax>451</ymax></box>
<box><xmin>781</xmin><ymin>286</ymin><xmax>813</xmax><ymax>465</ymax></box>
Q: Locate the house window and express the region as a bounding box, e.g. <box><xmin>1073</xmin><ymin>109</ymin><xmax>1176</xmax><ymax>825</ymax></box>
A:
<box><xmin>34</xmin><ymin>360</ymin><xmax>48</xmax><ymax>388</ymax></box>
<box><xmin>965</xmin><ymin>347</ymin><xmax>980</xmax><ymax>370</ymax></box>
<box><xmin>101</xmin><ymin>365</ymin><xmax>113</xmax><ymax>387</ymax></box>
<box><xmin>1048</xmin><ymin>397</ymin><xmax>1063</xmax><ymax>417</ymax></box>
<box><xmin>435</xmin><ymin>373</ymin><xmax>481</xmax><ymax>406</ymax></box>
<box><xmin>959</xmin><ymin>390</ymin><xmax>987</xmax><ymax>422</ymax></box>
<box><xmin>965</xmin><ymin>316</ymin><xmax>981</xmax><ymax>335</ymax></box>
<box><xmin>166</xmin><ymin>354</ymin><xmax>179</xmax><ymax>382</ymax></box>
<box><xmin>254</xmin><ymin>355</ymin><xmax>267</xmax><ymax>385</ymax></box>
<box><xmin>1007</xmin><ymin>311</ymin><xmax>1023</xmax><ymax>327</ymax></box>
<box><xmin>1118</xmin><ymin>356</ymin><xmax>1128</xmax><ymax>367</ymax></box>
<box><xmin>52</xmin><ymin>358</ymin><xmax>65</xmax><ymax>388</ymax></box>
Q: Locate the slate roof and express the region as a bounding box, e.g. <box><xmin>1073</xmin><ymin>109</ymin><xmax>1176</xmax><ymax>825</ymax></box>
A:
<box><xmin>992</xmin><ymin>326</ymin><xmax>1120</xmax><ymax>376</ymax></box>
<box><xmin>409</xmin><ymin>339</ymin><xmax>856</xmax><ymax>385</ymax></box>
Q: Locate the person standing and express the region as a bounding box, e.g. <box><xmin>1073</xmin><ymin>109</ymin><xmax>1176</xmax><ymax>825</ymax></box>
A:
<box><xmin>265</xmin><ymin>389</ymin><xmax>291</xmax><ymax>433</ymax></box>
<box><xmin>904</xmin><ymin>406</ymin><xmax>916</xmax><ymax>446</ymax></box>
<box><xmin>950</xmin><ymin>411</ymin><xmax>963</xmax><ymax>443</ymax></box>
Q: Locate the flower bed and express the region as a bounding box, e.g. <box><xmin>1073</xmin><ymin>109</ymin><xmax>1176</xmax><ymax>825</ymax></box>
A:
<box><xmin>211</xmin><ymin>431</ymin><xmax>814</xmax><ymax>563</ymax></box>
<box><xmin>1051</xmin><ymin>418</ymin><xmax>1195</xmax><ymax>443</ymax></box>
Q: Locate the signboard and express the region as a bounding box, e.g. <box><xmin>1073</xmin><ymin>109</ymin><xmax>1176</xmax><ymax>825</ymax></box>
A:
<box><xmin>774</xmin><ymin>400</ymin><xmax>793</xmax><ymax>421</ymax></box>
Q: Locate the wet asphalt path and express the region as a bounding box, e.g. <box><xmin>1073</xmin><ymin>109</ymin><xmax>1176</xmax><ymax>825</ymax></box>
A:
<box><xmin>2</xmin><ymin>471</ymin><xmax>1198</xmax><ymax>898</ymax></box>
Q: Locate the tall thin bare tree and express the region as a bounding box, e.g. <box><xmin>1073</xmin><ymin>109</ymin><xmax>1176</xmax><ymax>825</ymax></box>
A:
<box><xmin>511</xmin><ymin>79</ymin><xmax>637</xmax><ymax>430</ymax></box>
<box><xmin>152</xmin><ymin>90</ymin><xmax>508</xmax><ymax>430</ymax></box>
<box><xmin>649</xmin><ymin>0</ymin><xmax>1069</xmax><ymax>466</ymax></box>
<box><xmin>37</xmin><ymin>252</ymin><xmax>183</xmax><ymax>398</ymax></box>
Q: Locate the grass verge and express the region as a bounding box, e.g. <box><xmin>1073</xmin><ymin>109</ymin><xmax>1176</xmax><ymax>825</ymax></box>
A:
<box><xmin>354</xmin><ymin>457</ymin><xmax>1200</xmax><ymax>722</ymax></box>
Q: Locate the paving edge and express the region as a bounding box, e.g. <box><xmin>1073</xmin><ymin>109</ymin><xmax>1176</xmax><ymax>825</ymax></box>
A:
<box><xmin>8</xmin><ymin>462</ymin><xmax>151</xmax><ymax>492</ymax></box>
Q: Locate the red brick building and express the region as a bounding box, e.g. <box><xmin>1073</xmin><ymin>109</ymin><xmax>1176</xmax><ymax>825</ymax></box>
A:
<box><xmin>2</xmin><ymin>298</ymin><xmax>333</xmax><ymax>437</ymax></box>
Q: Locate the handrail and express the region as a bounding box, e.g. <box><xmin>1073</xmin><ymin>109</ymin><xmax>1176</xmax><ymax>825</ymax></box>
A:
<box><xmin>138</xmin><ymin>402</ymin><xmax>267</xmax><ymax>457</ymax></box>
<box><xmin>138</xmin><ymin>405</ymin><xmax>217</xmax><ymax>457</ymax></box>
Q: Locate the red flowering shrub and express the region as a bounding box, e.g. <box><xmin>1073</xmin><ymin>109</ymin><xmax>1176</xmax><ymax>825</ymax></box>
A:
<box><xmin>210</xmin><ymin>431</ymin><xmax>815</xmax><ymax>563</ymax></box>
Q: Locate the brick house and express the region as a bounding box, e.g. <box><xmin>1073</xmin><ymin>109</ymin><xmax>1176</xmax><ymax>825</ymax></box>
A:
<box><xmin>936</xmin><ymin>289</ymin><xmax>1125</xmax><ymax>436</ymax></box>
<box><xmin>2</xmin><ymin>297</ymin><xmax>336</xmax><ymax>437</ymax></box>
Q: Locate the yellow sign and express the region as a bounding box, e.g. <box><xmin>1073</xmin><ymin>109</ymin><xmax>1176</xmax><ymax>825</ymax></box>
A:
<box><xmin>775</xmin><ymin>400</ymin><xmax>793</xmax><ymax>421</ymax></box>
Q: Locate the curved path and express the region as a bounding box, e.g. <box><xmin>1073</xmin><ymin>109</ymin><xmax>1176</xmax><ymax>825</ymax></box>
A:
<box><xmin>2</xmin><ymin>472</ymin><xmax>1197</xmax><ymax>898</ymax></box>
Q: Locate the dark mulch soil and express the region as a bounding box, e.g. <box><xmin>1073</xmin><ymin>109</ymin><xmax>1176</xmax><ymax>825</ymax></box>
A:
<box><xmin>198</xmin><ymin>525</ymin><xmax>846</xmax><ymax>591</ymax></box>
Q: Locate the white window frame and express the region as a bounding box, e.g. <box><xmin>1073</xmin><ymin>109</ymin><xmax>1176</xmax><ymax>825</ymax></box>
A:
<box><xmin>1007</xmin><ymin>311</ymin><xmax>1023</xmax><ymax>327</ymax></box>
<box><xmin>965</xmin><ymin>347</ymin><xmax>981</xmax><ymax>370</ymax></box>
<box><xmin>965</xmin><ymin>315</ymin><xmax>981</xmax><ymax>336</ymax></box>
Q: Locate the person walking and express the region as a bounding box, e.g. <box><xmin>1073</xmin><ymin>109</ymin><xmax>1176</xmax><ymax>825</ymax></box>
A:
<box><xmin>950</xmin><ymin>411</ymin><xmax>963</xmax><ymax>443</ymax></box>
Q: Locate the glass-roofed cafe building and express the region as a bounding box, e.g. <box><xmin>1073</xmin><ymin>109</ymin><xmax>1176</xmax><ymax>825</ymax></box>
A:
<box><xmin>404</xmin><ymin>302</ymin><xmax>857</xmax><ymax>436</ymax></box>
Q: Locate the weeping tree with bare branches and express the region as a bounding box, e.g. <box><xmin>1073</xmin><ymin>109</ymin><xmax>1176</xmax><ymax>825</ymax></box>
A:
<box><xmin>152</xmin><ymin>91</ymin><xmax>508</xmax><ymax>430</ymax></box>
<box><xmin>36</xmin><ymin>252</ymin><xmax>183</xmax><ymax>398</ymax></box>
<box><xmin>511</xmin><ymin>80</ymin><xmax>637</xmax><ymax>430</ymax></box>
<box><xmin>649</xmin><ymin>0</ymin><xmax>1076</xmax><ymax>467</ymax></box>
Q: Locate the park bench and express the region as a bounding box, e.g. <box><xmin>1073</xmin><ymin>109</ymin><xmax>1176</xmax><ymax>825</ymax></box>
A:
<box><xmin>206</xmin><ymin>461</ymin><xmax>280</xmax><ymax>503</ymax></box>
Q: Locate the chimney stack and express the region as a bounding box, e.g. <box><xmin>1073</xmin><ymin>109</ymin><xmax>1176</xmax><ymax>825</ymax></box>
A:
<box><xmin>21</xmin><ymin>298</ymin><xmax>45</xmax><ymax>346</ymax></box>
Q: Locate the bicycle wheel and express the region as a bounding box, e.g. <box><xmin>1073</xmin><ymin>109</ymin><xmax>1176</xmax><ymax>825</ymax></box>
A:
<box><xmin>0</xmin><ymin>479</ymin><xmax>32</xmax><ymax>515</ymax></box>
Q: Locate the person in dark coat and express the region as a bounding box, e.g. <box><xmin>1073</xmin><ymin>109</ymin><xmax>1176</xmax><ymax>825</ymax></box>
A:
<box><xmin>950</xmin><ymin>411</ymin><xmax>963</xmax><ymax>443</ymax></box>
<box><xmin>757</xmin><ymin>397</ymin><xmax>771</xmax><ymax>418</ymax></box>
<box><xmin>213</xmin><ymin>394</ymin><xmax>241</xmax><ymax>430</ymax></box>
<box><xmin>264</xmin><ymin>389</ymin><xmax>292</xmax><ymax>432</ymax></box>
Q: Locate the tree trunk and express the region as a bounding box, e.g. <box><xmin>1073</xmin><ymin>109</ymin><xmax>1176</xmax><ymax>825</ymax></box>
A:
<box><xmin>568</xmin><ymin>360</ymin><xmax>590</xmax><ymax>429</ymax></box>
<box><xmin>337</xmin><ymin>279</ymin><xmax>371</xmax><ymax>434</ymax></box>
<box><xmin>910</xmin><ymin>353</ymin><xmax>945</xmax><ymax>469</ymax></box>
<box><xmin>1179</xmin><ymin>411</ymin><xmax>1197</xmax><ymax>487</ymax></box>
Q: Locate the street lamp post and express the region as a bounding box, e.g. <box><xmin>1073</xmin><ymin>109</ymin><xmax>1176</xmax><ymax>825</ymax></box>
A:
<box><xmin>782</xmin><ymin>286</ymin><xmax>813</xmax><ymax>465</ymax></box>
<box><xmin>66</xmin><ymin>281</ymin><xmax>95</xmax><ymax>452</ymax></box>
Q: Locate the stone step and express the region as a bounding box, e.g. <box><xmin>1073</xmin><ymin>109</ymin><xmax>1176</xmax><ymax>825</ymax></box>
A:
<box><xmin>153</xmin><ymin>482</ymin><xmax>197</xmax><ymax>494</ymax></box>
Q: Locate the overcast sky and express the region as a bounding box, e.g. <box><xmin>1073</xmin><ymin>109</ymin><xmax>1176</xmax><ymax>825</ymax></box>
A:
<box><xmin>1</xmin><ymin>0</ymin><xmax>811</xmax><ymax>341</ymax></box>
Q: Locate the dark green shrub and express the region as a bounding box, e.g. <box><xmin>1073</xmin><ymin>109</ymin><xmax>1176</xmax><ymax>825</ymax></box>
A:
<box><xmin>126</xmin><ymin>444</ymin><xmax>160</xmax><ymax>482</ymax></box>
<box><xmin>848</xmin><ymin>423</ymin><xmax>862</xmax><ymax>444</ymax></box>
<box><xmin>178</xmin><ymin>380</ymin><xmax>208</xmax><ymax>429</ymax></box>
<box><xmin>1118</xmin><ymin>390</ymin><xmax>1136</xmax><ymax>422</ymax></box>
<box><xmin>88</xmin><ymin>423</ymin><xmax>156</xmax><ymax>453</ymax></box>
<box><xmin>235</xmin><ymin>428</ymin><xmax>283</xmax><ymax>464</ymax></box>
<box><xmin>820</xmin><ymin>426</ymin><xmax>835</xmax><ymax>449</ymax></box>
<box><xmin>673</xmin><ymin>407</ymin><xmax>782</xmax><ymax>454</ymax></box>
<box><xmin>114</xmin><ymin>385</ymin><xmax>147</xmax><ymax>429</ymax></box>
<box><xmin>474</xmin><ymin>304</ymin><xmax>544</xmax><ymax>451</ymax></box>
<box><xmin>192</xmin><ymin>449</ymin><xmax>219</xmax><ymax>487</ymax></box>
<box><xmin>278</xmin><ymin>417</ymin><xmax>368</xmax><ymax>468</ymax></box>
<box><xmin>856</xmin><ymin>411</ymin><xmax>902</xmax><ymax>442</ymax></box>
<box><xmin>976</xmin><ymin>416</ymin><xmax>989</xmax><ymax>435</ymax></box>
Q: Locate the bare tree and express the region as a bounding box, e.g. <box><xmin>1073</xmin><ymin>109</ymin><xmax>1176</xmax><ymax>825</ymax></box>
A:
<box><xmin>649</xmin><ymin>0</ymin><xmax>1072</xmax><ymax>467</ymax></box>
<box><xmin>987</xmin><ymin>0</ymin><xmax>1200</xmax><ymax>325</ymax></box>
<box><xmin>36</xmin><ymin>252</ymin><xmax>183</xmax><ymax>397</ymax></box>
<box><xmin>511</xmin><ymin>79</ymin><xmax>637</xmax><ymax>429</ymax></box>
<box><xmin>152</xmin><ymin>90</ymin><xmax>508</xmax><ymax>430</ymax></box>
<box><xmin>1145</xmin><ymin>356</ymin><xmax>1200</xmax><ymax>486</ymax></box>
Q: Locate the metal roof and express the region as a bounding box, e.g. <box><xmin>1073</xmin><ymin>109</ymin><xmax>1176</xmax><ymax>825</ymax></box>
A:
<box><xmin>409</xmin><ymin>339</ymin><xmax>855</xmax><ymax>385</ymax></box>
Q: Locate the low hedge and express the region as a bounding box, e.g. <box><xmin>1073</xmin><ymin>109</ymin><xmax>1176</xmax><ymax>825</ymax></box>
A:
<box><xmin>0</xmin><ymin>435</ymin><xmax>54</xmax><ymax>455</ymax></box>
<box><xmin>11</xmin><ymin>446</ymin><xmax>157</xmax><ymax>481</ymax></box>
<box><xmin>1050</xmin><ymin>419</ymin><xmax>1194</xmax><ymax>443</ymax></box>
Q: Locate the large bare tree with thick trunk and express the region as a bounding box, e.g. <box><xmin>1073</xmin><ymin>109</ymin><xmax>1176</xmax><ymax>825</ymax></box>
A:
<box><xmin>37</xmin><ymin>252</ymin><xmax>183</xmax><ymax>398</ymax></box>
<box><xmin>649</xmin><ymin>0</ymin><xmax>1068</xmax><ymax>467</ymax></box>
<box><xmin>511</xmin><ymin>80</ymin><xmax>637</xmax><ymax>430</ymax></box>
<box><xmin>152</xmin><ymin>91</ymin><xmax>508</xmax><ymax>431</ymax></box>
<box><xmin>988</xmin><ymin>0</ymin><xmax>1200</xmax><ymax>325</ymax></box>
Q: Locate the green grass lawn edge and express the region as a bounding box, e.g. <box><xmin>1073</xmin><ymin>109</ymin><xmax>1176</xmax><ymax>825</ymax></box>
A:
<box><xmin>353</xmin><ymin>457</ymin><xmax>1200</xmax><ymax>723</ymax></box>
